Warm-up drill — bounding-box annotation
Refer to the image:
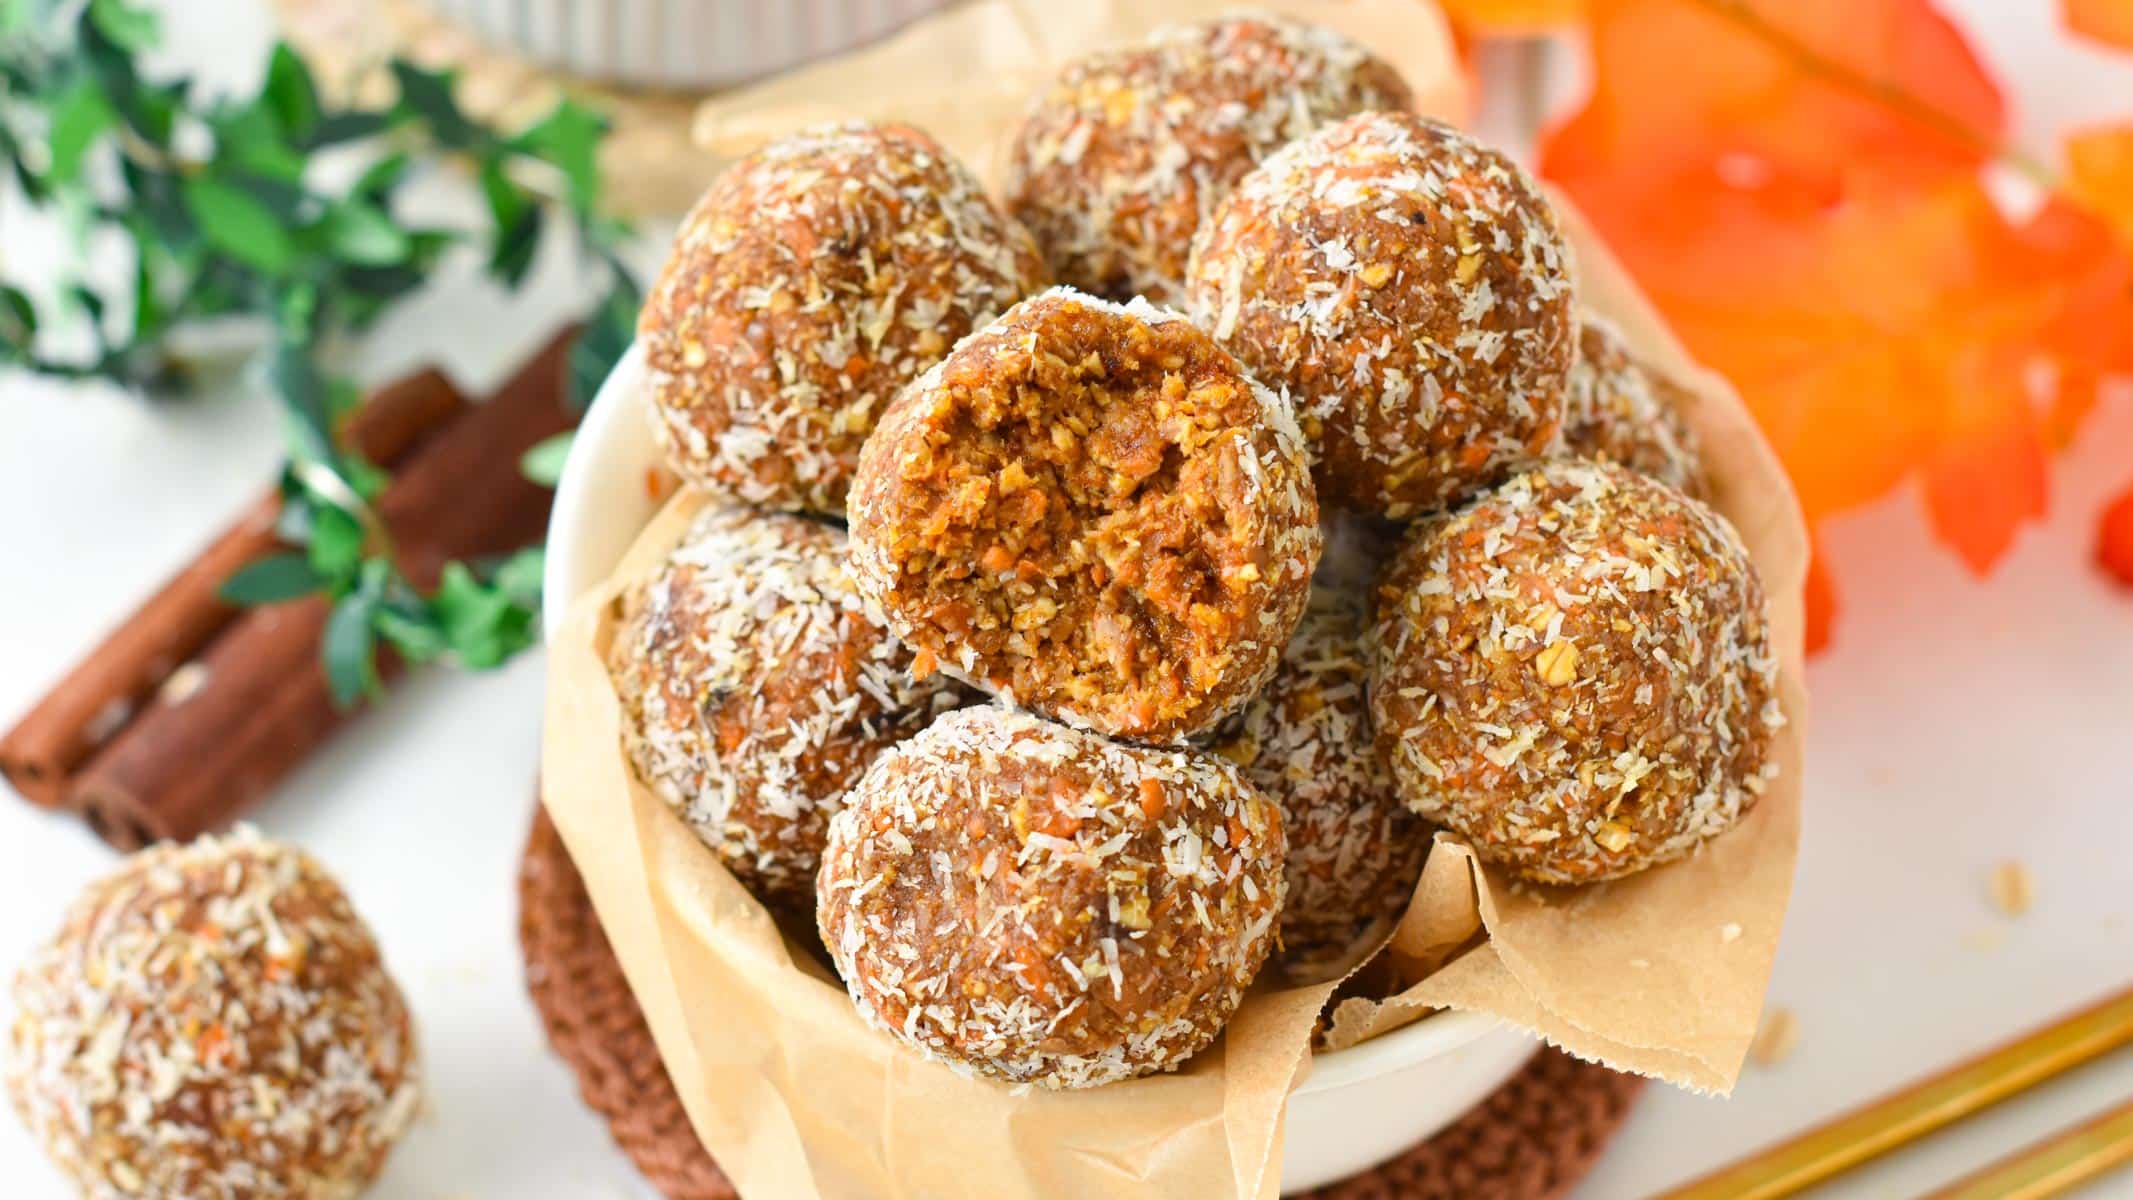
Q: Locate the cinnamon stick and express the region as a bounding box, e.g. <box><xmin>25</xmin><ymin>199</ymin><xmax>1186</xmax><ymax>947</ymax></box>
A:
<box><xmin>67</xmin><ymin>331</ymin><xmax>578</xmax><ymax>849</ymax></box>
<box><xmin>0</xmin><ymin>370</ymin><xmax>465</xmax><ymax>808</ymax></box>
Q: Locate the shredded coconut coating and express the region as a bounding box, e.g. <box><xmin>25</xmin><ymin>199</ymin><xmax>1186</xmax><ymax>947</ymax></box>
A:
<box><xmin>1560</xmin><ymin>313</ymin><xmax>1707</xmax><ymax>498</ymax></box>
<box><xmin>1368</xmin><ymin>460</ymin><xmax>1782</xmax><ymax>884</ymax></box>
<box><xmin>4</xmin><ymin>829</ymin><xmax>419</xmax><ymax>1200</ymax></box>
<box><xmin>1210</xmin><ymin>589</ymin><xmax>1427</xmax><ymax>983</ymax></box>
<box><xmin>639</xmin><ymin>120</ymin><xmax>1049</xmax><ymax>514</ymax></box>
<box><xmin>1187</xmin><ymin>110</ymin><xmax>1576</xmax><ymax>519</ymax></box>
<box><xmin>1006</xmin><ymin>12</ymin><xmax>1412</xmax><ymax>306</ymax></box>
<box><xmin>610</xmin><ymin>506</ymin><xmax>972</xmax><ymax>908</ymax></box>
<box><xmin>818</xmin><ymin>707</ymin><xmax>1286</xmax><ymax>1089</ymax></box>
<box><xmin>847</xmin><ymin>287</ymin><xmax>1322</xmax><ymax>743</ymax></box>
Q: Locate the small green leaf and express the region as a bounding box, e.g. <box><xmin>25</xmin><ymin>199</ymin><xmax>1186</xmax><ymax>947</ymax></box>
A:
<box><xmin>388</xmin><ymin>61</ymin><xmax>478</xmax><ymax>147</ymax></box>
<box><xmin>305</xmin><ymin>504</ymin><xmax>365</xmax><ymax>581</ymax></box>
<box><xmin>569</xmin><ymin>274</ymin><xmax>639</xmax><ymax>411</ymax></box>
<box><xmin>307</xmin><ymin>110</ymin><xmax>394</xmax><ymax>147</ymax></box>
<box><xmin>491</xmin><ymin>546</ymin><xmax>546</xmax><ymax>605</ymax></box>
<box><xmin>519</xmin><ymin>432</ymin><xmax>574</xmax><ymax>486</ymax></box>
<box><xmin>261</xmin><ymin>44</ymin><xmax>320</xmax><ymax>140</ymax></box>
<box><xmin>372</xmin><ymin>603</ymin><xmax>449</xmax><ymax>661</ymax></box>
<box><xmin>351</xmin><ymin>150</ymin><xmax>412</xmax><ymax>199</ymax></box>
<box><xmin>0</xmin><ymin>284</ymin><xmax>34</xmax><ymax>341</ymax></box>
<box><xmin>322</xmin><ymin>590</ymin><xmax>379</xmax><ymax>706</ymax></box>
<box><xmin>488</xmin><ymin>203</ymin><xmax>542</xmax><ymax>288</ymax></box>
<box><xmin>268</xmin><ymin>336</ymin><xmax>339</xmax><ymax>469</ymax></box>
<box><xmin>47</xmin><ymin>75</ymin><xmax>115</xmax><ymax>185</ymax></box>
<box><xmin>87</xmin><ymin>0</ymin><xmax>159</xmax><ymax>54</ymax></box>
<box><xmin>319</xmin><ymin>199</ymin><xmax>410</xmax><ymax>266</ymax></box>
<box><xmin>181</xmin><ymin>176</ymin><xmax>296</xmax><ymax>275</ymax></box>
<box><xmin>211</xmin><ymin>104</ymin><xmax>308</xmax><ymax>183</ymax></box>
<box><xmin>219</xmin><ymin>552</ymin><xmax>324</xmax><ymax>604</ymax></box>
<box><xmin>510</xmin><ymin>99</ymin><xmax>606</xmax><ymax>216</ymax></box>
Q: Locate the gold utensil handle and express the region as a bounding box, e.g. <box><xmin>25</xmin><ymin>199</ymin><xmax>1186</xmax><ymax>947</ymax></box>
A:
<box><xmin>1919</xmin><ymin>1097</ymin><xmax>2133</xmax><ymax>1200</ymax></box>
<box><xmin>1655</xmin><ymin>984</ymin><xmax>2133</xmax><ymax>1200</ymax></box>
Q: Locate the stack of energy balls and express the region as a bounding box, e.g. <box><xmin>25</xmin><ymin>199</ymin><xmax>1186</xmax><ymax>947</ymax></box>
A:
<box><xmin>616</xmin><ymin>12</ymin><xmax>1781</xmax><ymax>1093</ymax></box>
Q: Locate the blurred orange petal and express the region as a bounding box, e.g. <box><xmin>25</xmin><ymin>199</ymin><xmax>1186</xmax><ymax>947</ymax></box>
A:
<box><xmin>2063</xmin><ymin>0</ymin><xmax>2133</xmax><ymax>49</ymax></box>
<box><xmin>2099</xmin><ymin>478</ymin><xmax>2133</xmax><ymax>587</ymax></box>
<box><xmin>2066</xmin><ymin>125</ymin><xmax>2133</xmax><ymax>244</ymax></box>
<box><xmin>1440</xmin><ymin>0</ymin><xmax>1586</xmax><ymax>34</ymax></box>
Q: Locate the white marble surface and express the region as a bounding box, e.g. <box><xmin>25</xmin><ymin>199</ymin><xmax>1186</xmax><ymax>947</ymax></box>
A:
<box><xmin>2</xmin><ymin>2</ymin><xmax>2131</xmax><ymax>1197</ymax></box>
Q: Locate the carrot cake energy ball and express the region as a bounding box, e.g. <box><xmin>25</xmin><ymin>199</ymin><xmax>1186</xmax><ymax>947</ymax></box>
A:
<box><xmin>1006</xmin><ymin>14</ymin><xmax>1412</xmax><ymax>305</ymax></box>
<box><xmin>6</xmin><ymin>829</ymin><xmax>418</xmax><ymax>1200</ymax></box>
<box><xmin>1561</xmin><ymin>313</ymin><xmax>1708</xmax><ymax>498</ymax></box>
<box><xmin>818</xmin><ymin>706</ymin><xmax>1286</xmax><ymax>1089</ymax></box>
<box><xmin>639</xmin><ymin>120</ymin><xmax>1048</xmax><ymax>513</ymax></box>
<box><xmin>610</xmin><ymin>506</ymin><xmax>969</xmax><ymax>909</ymax></box>
<box><xmin>1187</xmin><ymin>111</ymin><xmax>1577</xmax><ymax>519</ymax></box>
<box><xmin>847</xmin><ymin>288</ymin><xmax>1322</xmax><ymax>744</ymax></box>
<box><xmin>1210</xmin><ymin>591</ymin><xmax>1427</xmax><ymax>982</ymax></box>
<box><xmin>1369</xmin><ymin>460</ymin><xmax>1782</xmax><ymax>885</ymax></box>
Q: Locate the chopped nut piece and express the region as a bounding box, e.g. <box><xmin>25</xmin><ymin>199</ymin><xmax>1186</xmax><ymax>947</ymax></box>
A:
<box><xmin>1534</xmin><ymin>638</ymin><xmax>1580</xmax><ymax>686</ymax></box>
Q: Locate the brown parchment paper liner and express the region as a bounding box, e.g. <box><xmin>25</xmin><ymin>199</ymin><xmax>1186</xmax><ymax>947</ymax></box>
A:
<box><xmin>541</xmin><ymin>3</ymin><xmax>1808</xmax><ymax>1196</ymax></box>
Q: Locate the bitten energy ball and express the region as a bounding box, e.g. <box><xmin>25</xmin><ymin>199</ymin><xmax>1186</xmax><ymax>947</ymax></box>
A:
<box><xmin>610</xmin><ymin>506</ymin><xmax>969</xmax><ymax>908</ymax></box>
<box><xmin>1369</xmin><ymin>460</ymin><xmax>1782</xmax><ymax>884</ymax></box>
<box><xmin>1211</xmin><ymin>591</ymin><xmax>1427</xmax><ymax>982</ymax></box>
<box><xmin>639</xmin><ymin>120</ymin><xmax>1048</xmax><ymax>513</ymax></box>
<box><xmin>1561</xmin><ymin>313</ymin><xmax>1707</xmax><ymax>498</ymax></box>
<box><xmin>1006</xmin><ymin>13</ymin><xmax>1412</xmax><ymax>305</ymax></box>
<box><xmin>847</xmin><ymin>288</ymin><xmax>1321</xmax><ymax>743</ymax></box>
<box><xmin>1188</xmin><ymin>110</ymin><xmax>1576</xmax><ymax>518</ymax></box>
<box><xmin>818</xmin><ymin>707</ymin><xmax>1285</xmax><ymax>1089</ymax></box>
<box><xmin>5</xmin><ymin>829</ymin><xmax>418</xmax><ymax>1199</ymax></box>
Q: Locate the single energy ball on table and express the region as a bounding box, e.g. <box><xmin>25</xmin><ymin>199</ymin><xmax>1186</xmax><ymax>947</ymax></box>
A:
<box><xmin>818</xmin><ymin>706</ymin><xmax>1286</xmax><ymax>1089</ymax></box>
<box><xmin>1187</xmin><ymin>110</ymin><xmax>1576</xmax><ymax>519</ymax></box>
<box><xmin>847</xmin><ymin>287</ymin><xmax>1321</xmax><ymax>743</ymax></box>
<box><xmin>1006</xmin><ymin>12</ymin><xmax>1411</xmax><ymax>305</ymax></box>
<box><xmin>5</xmin><ymin>829</ymin><xmax>418</xmax><ymax>1200</ymax></box>
<box><xmin>1368</xmin><ymin>459</ymin><xmax>1782</xmax><ymax>884</ymax></box>
<box><xmin>1209</xmin><ymin>590</ymin><xmax>1428</xmax><ymax>983</ymax></box>
<box><xmin>609</xmin><ymin>506</ymin><xmax>970</xmax><ymax>909</ymax></box>
<box><xmin>638</xmin><ymin>120</ymin><xmax>1048</xmax><ymax>514</ymax></box>
<box><xmin>1560</xmin><ymin>312</ymin><xmax>1707</xmax><ymax>498</ymax></box>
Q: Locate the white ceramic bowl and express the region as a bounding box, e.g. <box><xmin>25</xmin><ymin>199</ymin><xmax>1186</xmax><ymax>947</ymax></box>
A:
<box><xmin>542</xmin><ymin>344</ymin><xmax>1538</xmax><ymax>1193</ymax></box>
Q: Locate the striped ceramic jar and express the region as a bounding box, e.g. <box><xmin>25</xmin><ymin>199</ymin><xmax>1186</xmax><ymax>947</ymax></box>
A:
<box><xmin>424</xmin><ymin>0</ymin><xmax>959</xmax><ymax>90</ymax></box>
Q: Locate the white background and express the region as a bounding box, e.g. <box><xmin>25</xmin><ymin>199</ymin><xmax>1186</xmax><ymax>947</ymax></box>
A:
<box><xmin>3</xmin><ymin>2</ymin><xmax>2130</xmax><ymax>1197</ymax></box>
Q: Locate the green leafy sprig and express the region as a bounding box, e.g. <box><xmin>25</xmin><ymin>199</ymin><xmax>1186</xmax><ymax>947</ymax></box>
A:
<box><xmin>0</xmin><ymin>0</ymin><xmax>639</xmax><ymax>703</ymax></box>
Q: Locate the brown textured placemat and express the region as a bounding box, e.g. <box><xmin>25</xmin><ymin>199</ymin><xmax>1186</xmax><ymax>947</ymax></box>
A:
<box><xmin>518</xmin><ymin>806</ymin><xmax>1645</xmax><ymax>1200</ymax></box>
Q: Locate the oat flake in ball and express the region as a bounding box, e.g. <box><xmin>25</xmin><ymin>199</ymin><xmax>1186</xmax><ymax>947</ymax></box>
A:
<box><xmin>639</xmin><ymin>120</ymin><xmax>1048</xmax><ymax>514</ymax></box>
<box><xmin>847</xmin><ymin>287</ymin><xmax>1321</xmax><ymax>743</ymax></box>
<box><xmin>1188</xmin><ymin>110</ymin><xmax>1576</xmax><ymax>519</ymax></box>
<box><xmin>1006</xmin><ymin>13</ymin><xmax>1412</xmax><ymax>306</ymax></box>
<box><xmin>5</xmin><ymin>829</ymin><xmax>418</xmax><ymax>1200</ymax></box>
<box><xmin>1368</xmin><ymin>459</ymin><xmax>1782</xmax><ymax>885</ymax></box>
<box><xmin>818</xmin><ymin>706</ymin><xmax>1286</xmax><ymax>1089</ymax></box>
<box><xmin>1561</xmin><ymin>313</ymin><xmax>1707</xmax><ymax>498</ymax></box>
<box><xmin>610</xmin><ymin>506</ymin><xmax>970</xmax><ymax>909</ymax></box>
<box><xmin>1210</xmin><ymin>589</ymin><xmax>1428</xmax><ymax>982</ymax></box>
